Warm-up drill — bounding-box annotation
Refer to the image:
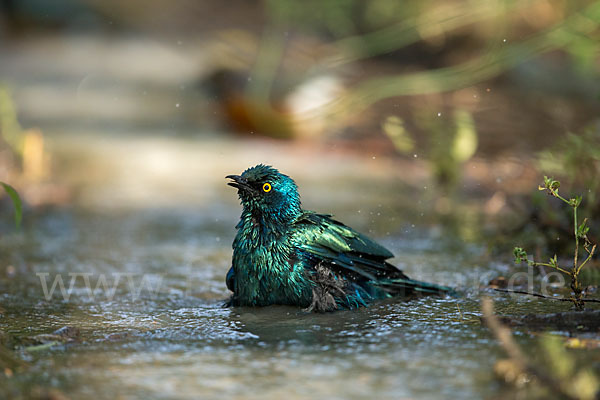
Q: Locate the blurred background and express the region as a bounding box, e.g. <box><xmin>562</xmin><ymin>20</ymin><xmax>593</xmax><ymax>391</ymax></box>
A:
<box><xmin>0</xmin><ymin>0</ymin><xmax>598</xmax><ymax>237</ymax></box>
<box><xmin>0</xmin><ymin>1</ymin><xmax>599</xmax><ymax>399</ymax></box>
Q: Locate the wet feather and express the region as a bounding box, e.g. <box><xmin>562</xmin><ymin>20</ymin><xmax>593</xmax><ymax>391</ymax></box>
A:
<box><xmin>226</xmin><ymin>164</ymin><xmax>453</xmax><ymax>311</ymax></box>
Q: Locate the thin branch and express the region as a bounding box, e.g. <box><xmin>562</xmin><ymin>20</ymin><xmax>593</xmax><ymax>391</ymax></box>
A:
<box><xmin>481</xmin><ymin>298</ymin><xmax>574</xmax><ymax>399</ymax></box>
<box><xmin>547</xmin><ymin>188</ymin><xmax>571</xmax><ymax>206</ymax></box>
<box><xmin>530</xmin><ymin>261</ymin><xmax>571</xmax><ymax>275</ymax></box>
<box><xmin>576</xmin><ymin>244</ymin><xmax>596</xmax><ymax>275</ymax></box>
<box><xmin>492</xmin><ymin>288</ymin><xmax>600</xmax><ymax>303</ymax></box>
<box><xmin>482</xmin><ymin>298</ymin><xmax>529</xmax><ymax>369</ymax></box>
<box><xmin>573</xmin><ymin>205</ymin><xmax>580</xmax><ymax>273</ymax></box>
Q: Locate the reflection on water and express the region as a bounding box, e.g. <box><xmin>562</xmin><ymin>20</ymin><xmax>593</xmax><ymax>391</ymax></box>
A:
<box><xmin>0</xmin><ymin>135</ymin><xmax>592</xmax><ymax>399</ymax></box>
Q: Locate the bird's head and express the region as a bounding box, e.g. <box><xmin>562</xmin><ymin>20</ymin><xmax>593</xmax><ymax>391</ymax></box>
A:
<box><xmin>226</xmin><ymin>164</ymin><xmax>301</xmax><ymax>222</ymax></box>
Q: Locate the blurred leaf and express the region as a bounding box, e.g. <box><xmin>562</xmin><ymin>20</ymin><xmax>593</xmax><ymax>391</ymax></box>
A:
<box><xmin>536</xmin><ymin>124</ymin><xmax>600</xmax><ymax>209</ymax></box>
<box><xmin>565</xmin><ymin>337</ymin><xmax>600</xmax><ymax>350</ymax></box>
<box><xmin>541</xmin><ymin>334</ymin><xmax>599</xmax><ymax>400</ymax></box>
<box><xmin>382</xmin><ymin>115</ymin><xmax>414</xmax><ymax>154</ymax></box>
<box><xmin>0</xmin><ymin>87</ymin><xmax>24</xmax><ymax>154</ymax></box>
<box><xmin>1</xmin><ymin>182</ymin><xmax>22</xmax><ymax>229</ymax></box>
<box><xmin>565</xmin><ymin>27</ymin><xmax>600</xmax><ymax>74</ymax></box>
<box><xmin>541</xmin><ymin>334</ymin><xmax>573</xmax><ymax>380</ymax></box>
<box><xmin>452</xmin><ymin>109</ymin><xmax>477</xmax><ymax>163</ymax></box>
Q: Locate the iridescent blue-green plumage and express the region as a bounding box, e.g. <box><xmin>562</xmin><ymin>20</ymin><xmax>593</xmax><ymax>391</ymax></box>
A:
<box><xmin>226</xmin><ymin>164</ymin><xmax>452</xmax><ymax>311</ymax></box>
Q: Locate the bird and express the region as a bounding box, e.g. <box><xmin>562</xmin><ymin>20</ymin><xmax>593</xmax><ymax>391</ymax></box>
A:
<box><xmin>225</xmin><ymin>164</ymin><xmax>454</xmax><ymax>312</ymax></box>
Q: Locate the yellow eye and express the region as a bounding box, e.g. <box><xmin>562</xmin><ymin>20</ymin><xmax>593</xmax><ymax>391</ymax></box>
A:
<box><xmin>262</xmin><ymin>183</ymin><xmax>272</xmax><ymax>192</ymax></box>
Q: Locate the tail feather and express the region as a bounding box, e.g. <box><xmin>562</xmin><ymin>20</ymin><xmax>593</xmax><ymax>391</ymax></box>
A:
<box><xmin>376</xmin><ymin>278</ymin><xmax>456</xmax><ymax>297</ymax></box>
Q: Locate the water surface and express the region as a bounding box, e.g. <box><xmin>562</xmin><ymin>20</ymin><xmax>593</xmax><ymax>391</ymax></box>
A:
<box><xmin>0</xmin><ymin>135</ymin><xmax>593</xmax><ymax>399</ymax></box>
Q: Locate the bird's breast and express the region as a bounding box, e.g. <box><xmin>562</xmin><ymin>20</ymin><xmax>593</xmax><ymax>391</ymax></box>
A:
<box><xmin>232</xmin><ymin>235</ymin><xmax>311</xmax><ymax>307</ymax></box>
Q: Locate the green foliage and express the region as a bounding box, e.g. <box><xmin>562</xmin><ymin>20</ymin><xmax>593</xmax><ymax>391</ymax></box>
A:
<box><xmin>381</xmin><ymin>116</ymin><xmax>414</xmax><ymax>154</ymax></box>
<box><xmin>513</xmin><ymin>247</ymin><xmax>528</xmax><ymax>264</ymax></box>
<box><xmin>383</xmin><ymin>108</ymin><xmax>478</xmax><ymax>193</ymax></box>
<box><xmin>484</xmin><ymin>298</ymin><xmax>600</xmax><ymax>400</ymax></box>
<box><xmin>538</xmin><ymin>125</ymin><xmax>600</xmax><ymax>210</ymax></box>
<box><xmin>258</xmin><ymin>1</ymin><xmax>600</xmax><ymax>118</ymax></box>
<box><xmin>1</xmin><ymin>182</ymin><xmax>22</xmax><ymax>229</ymax></box>
<box><xmin>514</xmin><ymin>177</ymin><xmax>597</xmax><ymax>310</ymax></box>
<box><xmin>0</xmin><ymin>86</ymin><xmax>24</xmax><ymax>156</ymax></box>
<box><xmin>424</xmin><ymin>108</ymin><xmax>478</xmax><ymax>192</ymax></box>
<box><xmin>539</xmin><ymin>335</ymin><xmax>599</xmax><ymax>400</ymax></box>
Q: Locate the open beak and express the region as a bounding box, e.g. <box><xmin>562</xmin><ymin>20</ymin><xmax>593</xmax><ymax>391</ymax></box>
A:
<box><xmin>226</xmin><ymin>175</ymin><xmax>253</xmax><ymax>192</ymax></box>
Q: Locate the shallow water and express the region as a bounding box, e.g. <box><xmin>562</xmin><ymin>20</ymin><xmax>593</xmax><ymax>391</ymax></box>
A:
<box><xmin>0</xmin><ymin>135</ymin><xmax>596</xmax><ymax>399</ymax></box>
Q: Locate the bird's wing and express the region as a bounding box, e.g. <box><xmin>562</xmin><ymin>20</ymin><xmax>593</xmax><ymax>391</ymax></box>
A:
<box><xmin>292</xmin><ymin>212</ymin><xmax>406</xmax><ymax>281</ymax></box>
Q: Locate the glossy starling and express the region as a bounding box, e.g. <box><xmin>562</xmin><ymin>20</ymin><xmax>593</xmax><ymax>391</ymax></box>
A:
<box><xmin>226</xmin><ymin>164</ymin><xmax>453</xmax><ymax>311</ymax></box>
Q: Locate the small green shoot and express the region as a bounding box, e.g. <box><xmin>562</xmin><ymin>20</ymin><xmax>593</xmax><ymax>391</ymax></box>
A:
<box><xmin>1</xmin><ymin>181</ymin><xmax>22</xmax><ymax>229</ymax></box>
<box><xmin>514</xmin><ymin>176</ymin><xmax>597</xmax><ymax>310</ymax></box>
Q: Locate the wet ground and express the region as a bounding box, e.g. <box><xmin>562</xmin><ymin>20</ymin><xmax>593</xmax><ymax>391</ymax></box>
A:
<box><xmin>1</xmin><ymin>133</ymin><xmax>597</xmax><ymax>400</ymax></box>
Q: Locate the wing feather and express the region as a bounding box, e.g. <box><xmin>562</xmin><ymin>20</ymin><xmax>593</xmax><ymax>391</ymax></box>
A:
<box><xmin>292</xmin><ymin>212</ymin><xmax>406</xmax><ymax>281</ymax></box>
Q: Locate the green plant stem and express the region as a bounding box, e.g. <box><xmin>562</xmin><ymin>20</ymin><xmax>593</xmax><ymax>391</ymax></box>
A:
<box><xmin>548</xmin><ymin>185</ymin><xmax>586</xmax><ymax>309</ymax></box>
<box><xmin>573</xmin><ymin>205</ymin><xmax>579</xmax><ymax>272</ymax></box>
<box><xmin>576</xmin><ymin>244</ymin><xmax>596</xmax><ymax>275</ymax></box>
<box><xmin>517</xmin><ymin>178</ymin><xmax>598</xmax><ymax>311</ymax></box>
<box><xmin>530</xmin><ymin>261</ymin><xmax>571</xmax><ymax>276</ymax></box>
<box><xmin>549</xmin><ymin>189</ymin><xmax>570</xmax><ymax>205</ymax></box>
<box><xmin>493</xmin><ymin>288</ymin><xmax>600</xmax><ymax>303</ymax></box>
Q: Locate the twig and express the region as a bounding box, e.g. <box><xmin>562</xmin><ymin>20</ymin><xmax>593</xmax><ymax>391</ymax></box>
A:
<box><xmin>530</xmin><ymin>261</ymin><xmax>571</xmax><ymax>275</ymax></box>
<box><xmin>456</xmin><ymin>303</ymin><xmax>464</xmax><ymax>319</ymax></box>
<box><xmin>576</xmin><ymin>243</ymin><xmax>596</xmax><ymax>275</ymax></box>
<box><xmin>482</xmin><ymin>298</ymin><xmax>529</xmax><ymax>369</ymax></box>
<box><xmin>492</xmin><ymin>288</ymin><xmax>600</xmax><ymax>303</ymax></box>
<box><xmin>481</xmin><ymin>297</ymin><xmax>577</xmax><ymax>400</ymax></box>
